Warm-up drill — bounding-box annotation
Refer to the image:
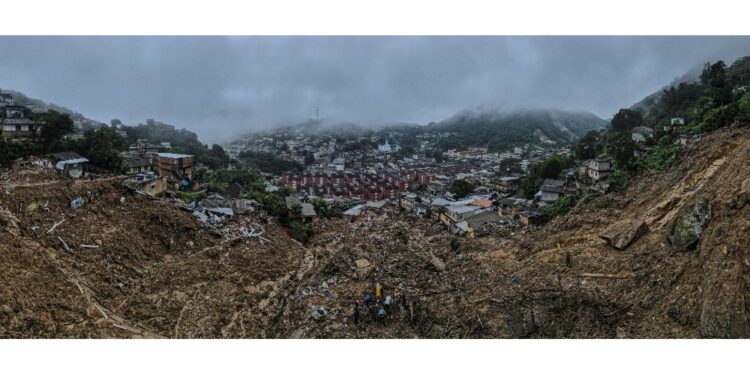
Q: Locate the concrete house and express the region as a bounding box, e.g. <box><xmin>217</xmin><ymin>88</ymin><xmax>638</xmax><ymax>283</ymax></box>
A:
<box><xmin>445</xmin><ymin>204</ymin><xmax>481</xmax><ymax>223</ymax></box>
<box><xmin>125</xmin><ymin>157</ymin><xmax>152</xmax><ymax>175</ymax></box>
<box><xmin>1</xmin><ymin>118</ymin><xmax>42</xmax><ymax>141</ymax></box>
<box><xmin>580</xmin><ymin>158</ymin><xmax>613</xmax><ymax>184</ymax></box>
<box><xmin>631</xmin><ymin>126</ymin><xmax>655</xmax><ymax>143</ymax></box>
<box><xmin>538</xmin><ymin>179</ymin><xmax>565</xmax><ymax>205</ymax></box>
<box><xmin>0</xmin><ymin>93</ymin><xmax>14</xmax><ymax>106</ymax></box>
<box><xmin>300</xmin><ymin>203</ymin><xmax>317</xmax><ymax>223</ymax></box>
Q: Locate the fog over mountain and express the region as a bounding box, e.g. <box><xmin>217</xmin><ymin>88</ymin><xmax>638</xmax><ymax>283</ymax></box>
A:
<box><xmin>1</xmin><ymin>36</ymin><xmax>750</xmax><ymax>142</ymax></box>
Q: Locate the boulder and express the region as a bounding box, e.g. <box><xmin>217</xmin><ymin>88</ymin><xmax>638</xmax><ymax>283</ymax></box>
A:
<box><xmin>429</xmin><ymin>252</ymin><xmax>446</xmax><ymax>272</ymax></box>
<box><xmin>354</xmin><ymin>258</ymin><xmax>372</xmax><ymax>279</ymax></box>
<box><xmin>599</xmin><ymin>218</ymin><xmax>648</xmax><ymax>250</ymax></box>
<box><xmin>668</xmin><ymin>200</ymin><xmax>711</xmax><ymax>251</ymax></box>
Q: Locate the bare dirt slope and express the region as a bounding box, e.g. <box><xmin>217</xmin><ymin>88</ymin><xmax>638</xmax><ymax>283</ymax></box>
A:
<box><xmin>1</xmin><ymin>127</ymin><xmax>749</xmax><ymax>338</ymax></box>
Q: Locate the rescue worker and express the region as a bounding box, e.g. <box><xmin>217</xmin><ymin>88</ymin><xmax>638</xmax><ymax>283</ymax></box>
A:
<box><xmin>375</xmin><ymin>282</ymin><xmax>382</xmax><ymax>299</ymax></box>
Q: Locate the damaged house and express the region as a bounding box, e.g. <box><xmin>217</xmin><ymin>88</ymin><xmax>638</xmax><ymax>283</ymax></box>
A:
<box><xmin>46</xmin><ymin>152</ymin><xmax>89</xmax><ymax>179</ymax></box>
<box><xmin>537</xmin><ymin>179</ymin><xmax>565</xmax><ymax>206</ymax></box>
<box><xmin>152</xmin><ymin>153</ymin><xmax>194</xmax><ymax>189</ymax></box>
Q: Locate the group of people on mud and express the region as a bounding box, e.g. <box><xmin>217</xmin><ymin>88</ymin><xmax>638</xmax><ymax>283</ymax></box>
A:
<box><xmin>353</xmin><ymin>280</ymin><xmax>411</xmax><ymax>325</ymax></box>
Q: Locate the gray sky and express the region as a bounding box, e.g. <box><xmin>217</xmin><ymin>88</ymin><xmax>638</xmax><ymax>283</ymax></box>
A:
<box><xmin>1</xmin><ymin>36</ymin><xmax>750</xmax><ymax>142</ymax></box>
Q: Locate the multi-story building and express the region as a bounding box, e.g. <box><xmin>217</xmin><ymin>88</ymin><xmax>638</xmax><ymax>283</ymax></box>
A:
<box><xmin>152</xmin><ymin>153</ymin><xmax>194</xmax><ymax>182</ymax></box>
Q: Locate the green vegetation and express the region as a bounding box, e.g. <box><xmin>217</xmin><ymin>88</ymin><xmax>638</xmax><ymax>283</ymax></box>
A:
<box><xmin>0</xmin><ymin>140</ymin><xmax>40</xmax><ymax>167</ymax></box>
<box><xmin>634</xmin><ymin>145</ymin><xmax>680</xmax><ymax>172</ymax></box>
<box><xmin>198</xmin><ymin>168</ymin><xmax>257</xmax><ymax>193</ymax></box>
<box><xmin>449</xmin><ymin>179</ymin><xmax>475</xmax><ymax>198</ymax></box>
<box><xmin>573</xmin><ymin>130</ymin><xmax>604</xmax><ymax>160</ymax></box>
<box><xmin>290</xmin><ymin>221</ymin><xmax>315</xmax><ymax>244</ymax></box>
<box><xmin>604</xmin><ymin>132</ymin><xmax>636</xmax><ymax>170</ymax></box>
<box><xmin>498</xmin><ymin>158</ymin><xmax>522</xmax><ymax>174</ymax></box>
<box><xmin>607</xmin><ymin>169</ymin><xmax>631</xmax><ymax>192</ymax></box>
<box><xmin>75</xmin><ymin>127</ymin><xmax>128</xmax><ymax>172</ymax></box>
<box><xmin>430</xmin><ymin>109</ymin><xmax>605</xmax><ymax>152</ymax></box>
<box><xmin>541</xmin><ymin>195</ymin><xmax>576</xmax><ymax>221</ymax></box>
<box><xmin>641</xmin><ymin>57</ymin><xmax>750</xmax><ymax>132</ymax></box>
<box><xmin>124</xmin><ymin>121</ymin><xmax>229</xmax><ymax>169</ymax></box>
<box><xmin>311</xmin><ymin>198</ymin><xmax>332</xmax><ymax>219</ymax></box>
<box><xmin>610</xmin><ymin>108</ymin><xmax>643</xmax><ymax>133</ymax></box>
<box><xmin>238</xmin><ymin>151</ymin><xmax>303</xmax><ymax>175</ymax></box>
<box><xmin>519</xmin><ymin>155</ymin><xmax>574</xmax><ymax>199</ymax></box>
<box><xmin>38</xmin><ymin>110</ymin><xmax>74</xmax><ymax>152</ymax></box>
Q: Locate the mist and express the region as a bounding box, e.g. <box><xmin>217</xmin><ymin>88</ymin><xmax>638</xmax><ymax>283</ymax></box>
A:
<box><xmin>1</xmin><ymin>36</ymin><xmax>750</xmax><ymax>142</ymax></box>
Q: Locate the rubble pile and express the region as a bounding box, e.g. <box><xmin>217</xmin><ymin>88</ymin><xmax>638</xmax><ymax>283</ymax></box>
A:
<box><xmin>1</xmin><ymin>127</ymin><xmax>750</xmax><ymax>338</ymax></box>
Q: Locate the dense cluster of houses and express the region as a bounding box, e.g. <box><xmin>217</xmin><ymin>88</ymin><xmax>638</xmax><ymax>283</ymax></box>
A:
<box><xmin>279</xmin><ymin>170</ymin><xmax>437</xmax><ymax>200</ymax></box>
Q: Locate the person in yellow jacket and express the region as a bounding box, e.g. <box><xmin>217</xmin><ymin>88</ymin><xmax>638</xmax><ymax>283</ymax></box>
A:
<box><xmin>375</xmin><ymin>282</ymin><xmax>382</xmax><ymax>298</ymax></box>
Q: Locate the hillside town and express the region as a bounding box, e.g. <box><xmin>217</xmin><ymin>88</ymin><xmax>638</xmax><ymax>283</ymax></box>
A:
<box><xmin>3</xmin><ymin>29</ymin><xmax>750</xmax><ymax>348</ymax></box>
<box><xmin>225</xmin><ymin>128</ymin><xmax>619</xmax><ymax>237</ymax></box>
<box><xmin>2</xmin><ymin>85</ymin><xmax>712</xmax><ymax>245</ymax></box>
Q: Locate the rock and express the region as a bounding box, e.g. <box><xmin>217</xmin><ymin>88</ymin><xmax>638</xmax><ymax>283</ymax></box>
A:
<box><xmin>429</xmin><ymin>252</ymin><xmax>446</xmax><ymax>272</ymax></box>
<box><xmin>354</xmin><ymin>258</ymin><xmax>370</xmax><ymax>269</ymax></box>
<box><xmin>354</xmin><ymin>258</ymin><xmax>371</xmax><ymax>279</ymax></box>
<box><xmin>599</xmin><ymin>218</ymin><xmax>648</xmax><ymax>250</ymax></box>
<box><xmin>668</xmin><ymin>200</ymin><xmax>711</xmax><ymax>251</ymax></box>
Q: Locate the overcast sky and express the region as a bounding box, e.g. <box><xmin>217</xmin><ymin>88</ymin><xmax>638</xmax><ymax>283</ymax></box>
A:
<box><xmin>2</xmin><ymin>36</ymin><xmax>750</xmax><ymax>142</ymax></box>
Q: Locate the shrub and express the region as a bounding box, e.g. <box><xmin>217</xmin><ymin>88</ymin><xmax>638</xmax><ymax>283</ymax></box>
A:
<box><xmin>635</xmin><ymin>146</ymin><xmax>680</xmax><ymax>172</ymax></box>
<box><xmin>541</xmin><ymin>195</ymin><xmax>576</xmax><ymax>221</ymax></box>
<box><xmin>608</xmin><ymin>169</ymin><xmax>631</xmax><ymax>191</ymax></box>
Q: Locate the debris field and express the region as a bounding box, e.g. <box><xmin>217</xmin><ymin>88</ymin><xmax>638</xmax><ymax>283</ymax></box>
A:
<box><xmin>1</xmin><ymin>127</ymin><xmax>750</xmax><ymax>338</ymax></box>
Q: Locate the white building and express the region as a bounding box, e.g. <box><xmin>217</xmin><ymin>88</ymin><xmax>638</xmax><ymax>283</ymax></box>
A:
<box><xmin>378</xmin><ymin>139</ymin><xmax>393</xmax><ymax>153</ymax></box>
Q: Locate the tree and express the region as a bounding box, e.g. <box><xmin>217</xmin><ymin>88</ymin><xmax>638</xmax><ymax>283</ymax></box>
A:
<box><xmin>518</xmin><ymin>155</ymin><xmax>573</xmax><ymax>198</ymax></box>
<box><xmin>608</xmin><ymin>169</ymin><xmax>631</xmax><ymax>191</ymax></box>
<box><xmin>610</xmin><ymin>109</ymin><xmax>643</xmax><ymax>133</ymax></box>
<box><xmin>573</xmin><ymin>130</ymin><xmax>603</xmax><ymax>160</ymax></box>
<box><xmin>498</xmin><ymin>158</ymin><xmax>521</xmax><ymax>174</ymax></box>
<box><xmin>76</xmin><ymin>127</ymin><xmax>128</xmax><ymax>172</ymax></box>
<box><xmin>449</xmin><ymin>179</ymin><xmax>474</xmax><ymax>199</ymax></box>
<box><xmin>605</xmin><ymin>132</ymin><xmax>635</xmax><ymax>170</ymax></box>
<box><xmin>312</xmin><ymin>197</ymin><xmax>330</xmax><ymax>219</ymax></box>
<box><xmin>701</xmin><ymin>60</ymin><xmax>731</xmax><ymax>107</ymax></box>
<box><xmin>38</xmin><ymin>110</ymin><xmax>74</xmax><ymax>152</ymax></box>
<box><xmin>303</xmin><ymin>151</ymin><xmax>315</xmax><ymax>165</ymax></box>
